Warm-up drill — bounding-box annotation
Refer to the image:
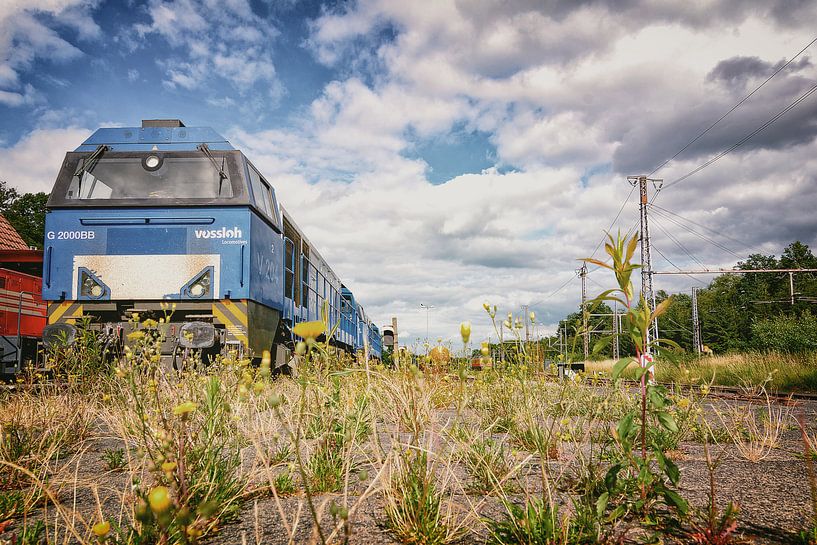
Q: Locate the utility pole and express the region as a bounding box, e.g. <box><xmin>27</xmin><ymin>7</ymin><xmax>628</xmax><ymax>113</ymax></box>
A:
<box><xmin>579</xmin><ymin>264</ymin><xmax>589</xmax><ymax>361</ymax></box>
<box><xmin>628</xmin><ymin>175</ymin><xmax>662</xmax><ymax>352</ymax></box>
<box><xmin>521</xmin><ymin>304</ymin><xmax>530</xmax><ymax>343</ymax></box>
<box><xmin>419</xmin><ymin>304</ymin><xmax>433</xmax><ymax>347</ymax></box>
<box><xmin>391</xmin><ymin>316</ymin><xmax>399</xmax><ymax>365</ymax></box>
<box><xmin>691</xmin><ymin>288</ymin><xmax>701</xmax><ymax>355</ymax></box>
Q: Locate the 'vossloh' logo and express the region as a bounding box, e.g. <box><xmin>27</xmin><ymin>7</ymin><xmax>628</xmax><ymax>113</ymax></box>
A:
<box><xmin>194</xmin><ymin>227</ymin><xmax>243</xmax><ymax>239</ymax></box>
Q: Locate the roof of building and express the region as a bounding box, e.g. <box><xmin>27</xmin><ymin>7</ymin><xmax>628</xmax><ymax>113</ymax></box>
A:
<box><xmin>0</xmin><ymin>215</ymin><xmax>29</xmax><ymax>250</ymax></box>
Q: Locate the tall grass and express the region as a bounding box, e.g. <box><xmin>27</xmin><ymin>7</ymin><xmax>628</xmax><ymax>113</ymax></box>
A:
<box><xmin>2</xmin><ymin>331</ymin><xmax>815</xmax><ymax>543</ymax></box>
<box><xmin>586</xmin><ymin>351</ymin><xmax>817</xmax><ymax>392</ymax></box>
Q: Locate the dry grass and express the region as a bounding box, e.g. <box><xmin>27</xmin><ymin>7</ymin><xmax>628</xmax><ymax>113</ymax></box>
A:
<box><xmin>585</xmin><ymin>351</ymin><xmax>817</xmax><ymax>392</ymax></box>
<box><xmin>1</xmin><ymin>348</ymin><xmax>815</xmax><ymax>544</ymax></box>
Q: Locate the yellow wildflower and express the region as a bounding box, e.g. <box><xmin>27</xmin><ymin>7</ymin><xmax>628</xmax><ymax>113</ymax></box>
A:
<box><xmin>148</xmin><ymin>486</ymin><xmax>172</xmax><ymax>513</ymax></box>
<box><xmin>172</xmin><ymin>401</ymin><xmax>198</xmax><ymax>417</ymax></box>
<box><xmin>92</xmin><ymin>520</ymin><xmax>111</xmax><ymax>537</ymax></box>
<box><xmin>127</xmin><ymin>331</ymin><xmax>145</xmax><ymax>341</ymax></box>
<box><xmin>292</xmin><ymin>320</ymin><xmax>326</xmax><ymax>340</ymax></box>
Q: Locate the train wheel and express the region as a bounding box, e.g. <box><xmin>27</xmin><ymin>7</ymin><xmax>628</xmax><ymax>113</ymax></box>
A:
<box><xmin>102</xmin><ymin>336</ymin><xmax>123</xmax><ymax>364</ymax></box>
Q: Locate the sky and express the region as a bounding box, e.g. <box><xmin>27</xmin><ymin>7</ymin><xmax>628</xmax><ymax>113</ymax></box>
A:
<box><xmin>1</xmin><ymin>0</ymin><xmax>816</xmax><ymax>348</ymax></box>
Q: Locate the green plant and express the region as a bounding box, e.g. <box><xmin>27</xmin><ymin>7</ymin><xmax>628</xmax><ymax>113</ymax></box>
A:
<box><xmin>272</xmin><ymin>471</ymin><xmax>296</xmax><ymax>496</ymax></box>
<box><xmin>487</xmin><ymin>497</ymin><xmax>589</xmax><ymax>545</ymax></box>
<box><xmin>582</xmin><ymin>232</ymin><xmax>688</xmax><ymax>525</ymax></box>
<box><xmin>103</xmin><ymin>447</ymin><xmax>127</xmax><ymax>471</ymax></box>
<box><xmin>18</xmin><ymin>519</ymin><xmax>45</xmax><ymax>545</ymax></box>
<box><xmin>0</xmin><ymin>490</ymin><xmax>26</xmax><ymax>520</ymax></box>
<box><xmin>512</xmin><ymin>422</ymin><xmax>559</xmax><ymax>459</ymax></box>
<box><xmin>307</xmin><ymin>434</ymin><xmax>346</xmax><ymax>493</ymax></box>
<box><xmin>462</xmin><ymin>437</ymin><xmax>513</xmax><ymax>494</ymax></box>
<box><xmin>385</xmin><ymin>451</ymin><xmax>457</xmax><ymax>545</ymax></box>
<box><xmin>112</xmin><ymin>324</ymin><xmax>248</xmax><ymax>543</ymax></box>
<box><xmin>683</xmin><ymin>440</ymin><xmax>743</xmax><ymax>544</ymax></box>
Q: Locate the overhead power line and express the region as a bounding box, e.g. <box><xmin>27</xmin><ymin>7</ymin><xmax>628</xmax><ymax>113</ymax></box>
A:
<box><xmin>649</xmin><ymin>206</ymin><xmax>741</xmax><ymax>258</ymax></box>
<box><xmin>664</xmin><ymin>81</ymin><xmax>817</xmax><ymax>189</ymax></box>
<box><xmin>649</xmin><ymin>203</ymin><xmax>766</xmax><ymax>256</ymax></box>
<box><xmin>650</xmin><ymin>216</ymin><xmax>708</xmax><ymax>269</ymax></box>
<box><xmin>588</xmin><ymin>184</ymin><xmax>637</xmax><ymax>259</ymax></box>
<box><xmin>648</xmin><ymin>36</ymin><xmax>817</xmax><ymax>177</ymax></box>
<box><xmin>530</xmin><ymin>271</ymin><xmax>578</xmax><ymax>306</ymax></box>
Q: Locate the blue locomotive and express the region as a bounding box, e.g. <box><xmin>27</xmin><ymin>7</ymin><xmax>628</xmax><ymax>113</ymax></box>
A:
<box><xmin>41</xmin><ymin>119</ymin><xmax>382</xmax><ymax>367</ymax></box>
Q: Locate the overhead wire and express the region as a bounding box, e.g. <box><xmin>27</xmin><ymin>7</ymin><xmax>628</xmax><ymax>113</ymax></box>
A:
<box><xmin>649</xmin><ymin>203</ymin><xmax>766</xmax><ymax>256</ymax></box>
<box><xmin>663</xmin><ymin>81</ymin><xmax>817</xmax><ymax>190</ymax></box>
<box><xmin>650</xmin><ymin>226</ymin><xmax>710</xmax><ymax>286</ymax></box>
<box><xmin>530</xmin><ymin>271</ymin><xmax>578</xmax><ymax>306</ymax></box>
<box><xmin>588</xmin><ymin>184</ymin><xmax>637</xmax><ymax>259</ymax></box>
<box><xmin>649</xmin><ymin>205</ymin><xmax>742</xmax><ymax>258</ymax></box>
<box><xmin>650</xmin><ymin>217</ymin><xmax>708</xmax><ymax>269</ymax></box>
<box><xmin>548</xmin><ymin>37</ymin><xmax>817</xmax><ymax>311</ymax></box>
<box><xmin>647</xmin><ymin>36</ymin><xmax>817</xmax><ymax>177</ymax></box>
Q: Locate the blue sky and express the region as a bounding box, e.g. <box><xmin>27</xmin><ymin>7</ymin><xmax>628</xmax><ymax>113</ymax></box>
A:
<box><xmin>2</xmin><ymin>0</ymin><xmax>817</xmax><ymax>345</ymax></box>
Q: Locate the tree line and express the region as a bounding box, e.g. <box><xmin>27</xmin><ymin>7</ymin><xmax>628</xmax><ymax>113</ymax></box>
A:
<box><xmin>554</xmin><ymin>240</ymin><xmax>817</xmax><ymax>357</ymax></box>
<box><xmin>0</xmin><ymin>181</ymin><xmax>48</xmax><ymax>249</ymax></box>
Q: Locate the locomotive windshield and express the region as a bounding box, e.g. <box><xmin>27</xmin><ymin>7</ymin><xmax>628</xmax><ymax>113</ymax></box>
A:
<box><xmin>47</xmin><ymin>150</ymin><xmax>250</xmax><ymax>208</ymax></box>
<box><xmin>66</xmin><ymin>156</ymin><xmax>232</xmax><ymax>200</ymax></box>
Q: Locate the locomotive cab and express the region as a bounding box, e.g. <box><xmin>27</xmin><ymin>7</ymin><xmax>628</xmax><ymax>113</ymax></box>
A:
<box><xmin>42</xmin><ymin>120</ymin><xmax>285</xmax><ymax>366</ymax></box>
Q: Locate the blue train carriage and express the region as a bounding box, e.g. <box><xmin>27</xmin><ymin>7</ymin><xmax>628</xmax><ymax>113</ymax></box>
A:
<box><xmin>368</xmin><ymin>321</ymin><xmax>383</xmax><ymax>360</ymax></box>
<box><xmin>41</xmin><ymin>119</ymin><xmax>379</xmax><ymax>367</ymax></box>
<box><xmin>281</xmin><ymin>206</ymin><xmax>357</xmax><ymax>352</ymax></box>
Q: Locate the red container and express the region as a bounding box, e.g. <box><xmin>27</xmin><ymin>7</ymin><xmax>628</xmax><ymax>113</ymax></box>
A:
<box><xmin>0</xmin><ymin>268</ymin><xmax>46</xmax><ymax>337</ymax></box>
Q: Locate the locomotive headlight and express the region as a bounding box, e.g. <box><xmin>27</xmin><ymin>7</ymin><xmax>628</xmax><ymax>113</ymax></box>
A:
<box><xmin>142</xmin><ymin>154</ymin><xmax>163</xmax><ymax>172</ymax></box>
<box><xmin>189</xmin><ymin>282</ymin><xmax>206</xmax><ymax>298</ymax></box>
<box><xmin>184</xmin><ymin>268</ymin><xmax>212</xmax><ymax>299</ymax></box>
<box><xmin>79</xmin><ymin>269</ymin><xmax>108</xmax><ymax>299</ymax></box>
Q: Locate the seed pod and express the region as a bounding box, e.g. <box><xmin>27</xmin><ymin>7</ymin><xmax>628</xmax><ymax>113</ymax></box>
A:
<box><xmin>460</xmin><ymin>321</ymin><xmax>471</xmax><ymax>344</ymax></box>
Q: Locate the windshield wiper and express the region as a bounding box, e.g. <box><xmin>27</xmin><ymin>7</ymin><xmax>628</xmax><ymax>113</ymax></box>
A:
<box><xmin>197</xmin><ymin>144</ymin><xmax>229</xmax><ymax>197</ymax></box>
<box><xmin>74</xmin><ymin>145</ymin><xmax>109</xmax><ymax>178</ymax></box>
<box><xmin>197</xmin><ymin>144</ymin><xmax>227</xmax><ymax>180</ymax></box>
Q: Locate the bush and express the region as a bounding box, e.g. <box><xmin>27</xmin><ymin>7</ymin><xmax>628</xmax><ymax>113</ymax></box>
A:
<box><xmin>751</xmin><ymin>311</ymin><xmax>817</xmax><ymax>353</ymax></box>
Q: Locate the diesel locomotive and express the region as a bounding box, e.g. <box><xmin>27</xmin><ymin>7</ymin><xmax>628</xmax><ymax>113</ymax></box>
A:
<box><xmin>41</xmin><ymin>119</ymin><xmax>382</xmax><ymax>367</ymax></box>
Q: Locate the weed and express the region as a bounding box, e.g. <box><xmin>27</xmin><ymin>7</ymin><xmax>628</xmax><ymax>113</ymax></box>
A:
<box><xmin>717</xmin><ymin>398</ymin><xmax>787</xmax><ymax>463</ymax></box>
<box><xmin>487</xmin><ymin>497</ymin><xmax>590</xmax><ymax>545</ymax></box>
<box><xmin>0</xmin><ymin>490</ymin><xmax>27</xmax><ymax>520</ymax></box>
<box><xmin>385</xmin><ymin>451</ymin><xmax>460</xmax><ymax>545</ymax></box>
<box><xmin>462</xmin><ymin>437</ymin><xmax>513</xmax><ymax>494</ymax></box>
<box><xmin>307</xmin><ymin>435</ymin><xmax>346</xmax><ymax>493</ymax></box>
<box><xmin>512</xmin><ymin>421</ymin><xmax>560</xmax><ymax>459</ymax></box>
<box><xmin>103</xmin><ymin>447</ymin><xmax>127</xmax><ymax>471</ymax></box>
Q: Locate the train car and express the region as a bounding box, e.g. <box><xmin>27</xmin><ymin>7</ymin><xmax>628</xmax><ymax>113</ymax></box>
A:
<box><xmin>42</xmin><ymin>119</ymin><xmax>379</xmax><ymax>367</ymax></box>
<box><xmin>0</xmin><ymin>252</ymin><xmax>47</xmax><ymax>376</ymax></box>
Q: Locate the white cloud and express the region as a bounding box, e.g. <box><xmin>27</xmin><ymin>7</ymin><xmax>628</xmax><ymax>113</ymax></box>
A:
<box><xmin>0</xmin><ymin>0</ymin><xmax>100</xmax><ymax>106</ymax></box>
<box><xmin>134</xmin><ymin>0</ymin><xmax>280</xmax><ymax>91</ymax></box>
<box><xmin>0</xmin><ymin>126</ymin><xmax>92</xmax><ymax>193</ymax></box>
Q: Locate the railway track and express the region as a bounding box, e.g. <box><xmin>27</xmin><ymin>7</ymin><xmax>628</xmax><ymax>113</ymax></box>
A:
<box><xmin>585</xmin><ymin>375</ymin><xmax>817</xmax><ymax>404</ymax></box>
<box><xmin>5</xmin><ymin>372</ymin><xmax>817</xmax><ymax>404</ymax></box>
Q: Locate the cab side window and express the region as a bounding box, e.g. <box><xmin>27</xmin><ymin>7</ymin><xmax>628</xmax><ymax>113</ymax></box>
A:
<box><xmin>248</xmin><ymin>165</ymin><xmax>280</xmax><ymax>228</ymax></box>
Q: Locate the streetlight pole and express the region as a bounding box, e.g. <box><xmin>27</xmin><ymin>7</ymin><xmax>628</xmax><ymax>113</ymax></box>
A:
<box><xmin>419</xmin><ymin>303</ymin><xmax>434</xmax><ymax>345</ymax></box>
